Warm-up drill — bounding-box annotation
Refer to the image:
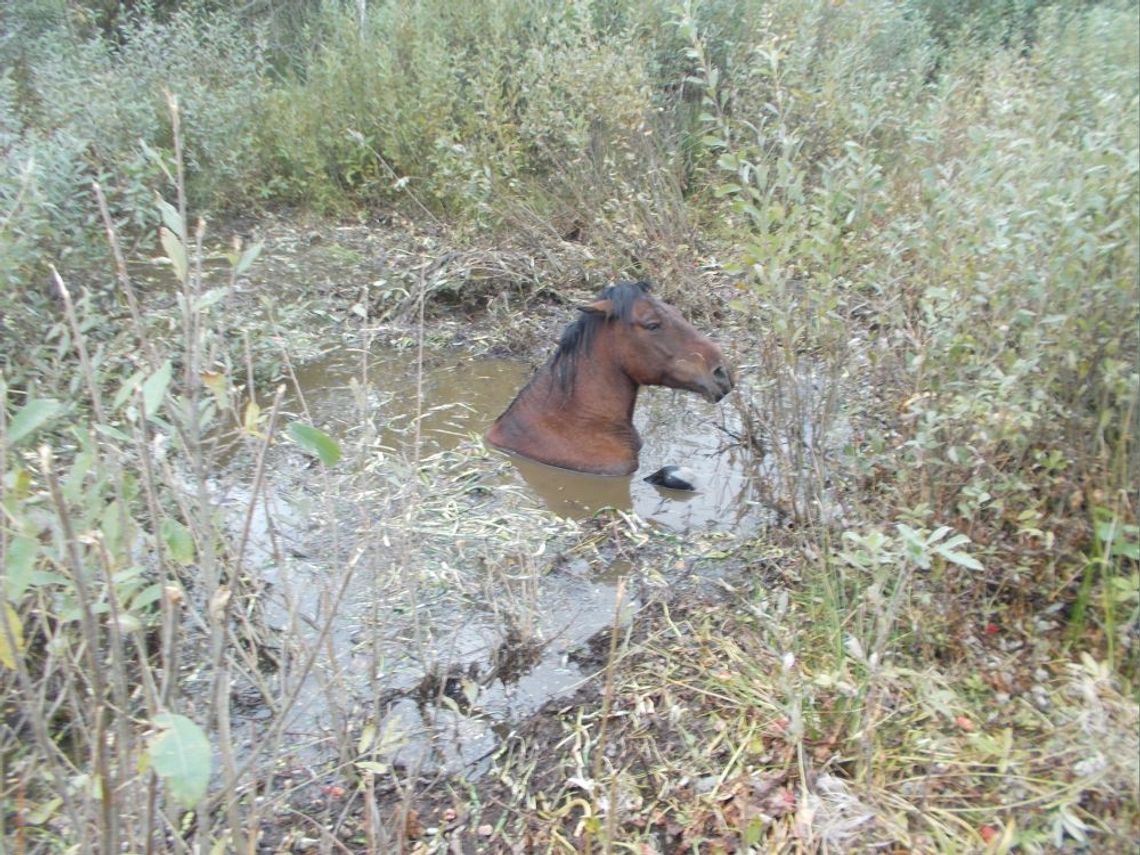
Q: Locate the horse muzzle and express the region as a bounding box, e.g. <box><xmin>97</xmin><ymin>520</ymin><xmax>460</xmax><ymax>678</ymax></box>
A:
<box><xmin>701</xmin><ymin>364</ymin><xmax>734</xmax><ymax>403</ymax></box>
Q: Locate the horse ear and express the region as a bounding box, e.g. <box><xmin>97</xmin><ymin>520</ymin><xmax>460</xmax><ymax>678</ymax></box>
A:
<box><xmin>578</xmin><ymin>299</ymin><xmax>614</xmax><ymax>318</ymax></box>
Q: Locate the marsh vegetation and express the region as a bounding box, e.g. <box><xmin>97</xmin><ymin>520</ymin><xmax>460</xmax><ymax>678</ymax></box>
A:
<box><xmin>1</xmin><ymin>0</ymin><xmax>1137</xmax><ymax>851</ymax></box>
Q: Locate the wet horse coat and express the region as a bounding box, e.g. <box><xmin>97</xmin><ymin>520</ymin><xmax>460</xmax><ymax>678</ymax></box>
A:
<box><xmin>486</xmin><ymin>281</ymin><xmax>733</xmax><ymax>475</ymax></box>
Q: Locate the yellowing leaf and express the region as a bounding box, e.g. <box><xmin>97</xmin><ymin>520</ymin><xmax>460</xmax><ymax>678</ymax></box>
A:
<box><xmin>0</xmin><ymin>603</ymin><xmax>25</xmax><ymax>670</ymax></box>
<box><xmin>243</xmin><ymin>399</ymin><xmax>262</xmax><ymax>436</ymax></box>
<box><xmin>355</xmin><ymin>760</ymin><xmax>389</xmax><ymax>775</ymax></box>
<box><xmin>357</xmin><ymin>722</ymin><xmax>376</xmax><ymax>754</ymax></box>
<box><xmin>200</xmin><ymin>370</ymin><xmax>227</xmax><ymax>409</ymax></box>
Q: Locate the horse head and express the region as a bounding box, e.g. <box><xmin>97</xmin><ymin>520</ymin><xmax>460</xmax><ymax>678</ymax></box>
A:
<box><xmin>578</xmin><ymin>283</ymin><xmax>734</xmax><ymax>403</ymax></box>
<box><xmin>488</xmin><ymin>280</ymin><xmax>733</xmax><ymax>475</ymax></box>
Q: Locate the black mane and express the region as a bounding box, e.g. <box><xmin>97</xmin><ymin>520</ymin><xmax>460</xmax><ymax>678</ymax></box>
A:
<box><xmin>550</xmin><ymin>280</ymin><xmax>651</xmax><ymax>391</ymax></box>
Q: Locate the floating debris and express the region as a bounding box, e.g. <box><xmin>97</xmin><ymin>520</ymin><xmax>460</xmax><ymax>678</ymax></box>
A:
<box><xmin>644</xmin><ymin>465</ymin><xmax>698</xmax><ymax>492</ymax></box>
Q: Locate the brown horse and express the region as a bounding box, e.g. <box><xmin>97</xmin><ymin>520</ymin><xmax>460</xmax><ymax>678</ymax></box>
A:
<box><xmin>486</xmin><ymin>281</ymin><xmax>733</xmax><ymax>475</ymax></box>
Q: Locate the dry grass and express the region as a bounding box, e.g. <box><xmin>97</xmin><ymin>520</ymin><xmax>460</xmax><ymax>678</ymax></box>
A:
<box><xmin>475</xmin><ymin>585</ymin><xmax>1139</xmax><ymax>853</ymax></box>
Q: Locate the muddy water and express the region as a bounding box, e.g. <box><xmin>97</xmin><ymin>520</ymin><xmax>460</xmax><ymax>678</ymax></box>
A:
<box><xmin>289</xmin><ymin>348</ymin><xmax>765</xmax><ymax>531</ymax></box>
<box><xmin>232</xmin><ymin>345</ymin><xmax>770</xmax><ymax>778</ymax></box>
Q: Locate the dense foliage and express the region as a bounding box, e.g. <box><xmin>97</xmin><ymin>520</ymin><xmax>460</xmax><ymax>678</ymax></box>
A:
<box><xmin>1</xmin><ymin>0</ymin><xmax>1136</xmax><ymax>850</ymax></box>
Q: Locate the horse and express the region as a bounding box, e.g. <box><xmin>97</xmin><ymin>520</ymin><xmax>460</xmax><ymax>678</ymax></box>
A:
<box><xmin>486</xmin><ymin>281</ymin><xmax>733</xmax><ymax>475</ymax></box>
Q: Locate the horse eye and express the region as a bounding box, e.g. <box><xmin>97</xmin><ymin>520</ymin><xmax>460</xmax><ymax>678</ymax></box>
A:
<box><xmin>645</xmin><ymin>321</ymin><xmax>662</xmax><ymax>331</ymax></box>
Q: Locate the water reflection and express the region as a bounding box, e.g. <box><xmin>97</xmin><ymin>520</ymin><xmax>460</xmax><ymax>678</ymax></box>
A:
<box><xmin>506</xmin><ymin>455</ymin><xmax>634</xmax><ymax>519</ymax></box>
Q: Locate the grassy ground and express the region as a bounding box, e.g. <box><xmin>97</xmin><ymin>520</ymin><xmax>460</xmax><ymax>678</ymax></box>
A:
<box><xmin>1</xmin><ymin>0</ymin><xmax>1137</xmax><ymax>852</ymax></box>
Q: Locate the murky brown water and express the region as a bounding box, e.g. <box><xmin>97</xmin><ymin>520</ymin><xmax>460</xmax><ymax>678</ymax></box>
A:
<box><xmin>224</xmin><ymin>345</ymin><xmax>774</xmax><ymax>777</ymax></box>
<box><xmin>289</xmin><ymin>349</ymin><xmax>766</xmax><ymax>532</ymax></box>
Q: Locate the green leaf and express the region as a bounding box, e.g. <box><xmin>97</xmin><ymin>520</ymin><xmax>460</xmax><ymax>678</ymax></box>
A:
<box><xmin>1096</xmin><ymin>518</ymin><xmax>1139</xmax><ymax>560</ymax></box>
<box><xmin>937</xmin><ymin>548</ymin><xmax>984</xmax><ymax>571</ymax></box>
<box><xmin>112</xmin><ymin>564</ymin><xmax>147</xmax><ymax>596</ymax></box>
<box><xmin>100</xmin><ymin>500</ymin><xmax>129</xmax><ymax>557</ymax></box>
<box><xmin>929</xmin><ymin>526</ymin><xmax>953</xmax><ymax>544</ymax></box>
<box><xmin>161</xmin><ymin>518</ymin><xmax>195</xmax><ymax>567</ymax></box>
<box><xmin>234</xmin><ymin>240</ymin><xmax>263</xmax><ymax>276</ymax></box>
<box><xmin>148</xmin><ymin>713</ymin><xmax>211</xmax><ymax>809</ymax></box>
<box><xmin>129</xmin><ymin>583</ymin><xmax>164</xmax><ymax>612</ymax></box>
<box><xmin>1113</xmin><ymin>537</ymin><xmax>1140</xmax><ymax>561</ymax></box>
<box><xmin>8</xmin><ymin>398</ymin><xmax>63</xmax><ymax>446</ymax></box>
<box><xmin>142</xmin><ymin>361</ymin><xmax>173</xmax><ymax>419</ymax></box>
<box><xmin>155</xmin><ymin>195</ymin><xmax>184</xmax><ymax>237</ymax></box>
<box><xmin>94</xmin><ymin>423</ymin><xmax>133</xmax><ymax>443</ymax></box>
<box><xmin>287</xmin><ymin>422</ymin><xmax>342</xmax><ymax>466</ymax></box>
<box><xmin>743</xmin><ymin>816</ymin><xmax>765</xmax><ymax>846</ymax></box>
<box><xmin>160</xmin><ymin>227</ymin><xmax>188</xmax><ymax>284</ymax></box>
<box><xmin>193</xmin><ymin>287</ymin><xmax>229</xmax><ymax>312</ymax></box>
<box><xmin>113</xmin><ymin>368</ymin><xmax>146</xmax><ymax>411</ymax></box>
<box><xmin>941</xmin><ymin>533</ymin><xmax>973</xmax><ymax>550</ymax></box>
<box><xmin>5</xmin><ymin>535</ymin><xmax>38</xmax><ymax>601</ymax></box>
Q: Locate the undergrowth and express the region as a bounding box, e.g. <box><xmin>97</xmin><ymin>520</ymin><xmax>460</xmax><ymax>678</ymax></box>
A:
<box><xmin>1</xmin><ymin>0</ymin><xmax>1137</xmax><ymax>851</ymax></box>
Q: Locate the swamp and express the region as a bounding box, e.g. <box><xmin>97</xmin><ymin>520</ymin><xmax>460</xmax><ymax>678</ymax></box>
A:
<box><xmin>1</xmin><ymin>0</ymin><xmax>1138</xmax><ymax>852</ymax></box>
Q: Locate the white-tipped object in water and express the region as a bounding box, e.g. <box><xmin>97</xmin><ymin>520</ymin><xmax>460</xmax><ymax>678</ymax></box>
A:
<box><xmin>644</xmin><ymin>465</ymin><xmax>697</xmax><ymax>492</ymax></box>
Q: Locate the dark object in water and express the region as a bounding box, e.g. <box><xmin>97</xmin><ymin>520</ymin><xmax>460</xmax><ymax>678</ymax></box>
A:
<box><xmin>487</xmin><ymin>281</ymin><xmax>733</xmax><ymax>475</ymax></box>
<box><xmin>644</xmin><ymin>465</ymin><xmax>698</xmax><ymax>492</ymax></box>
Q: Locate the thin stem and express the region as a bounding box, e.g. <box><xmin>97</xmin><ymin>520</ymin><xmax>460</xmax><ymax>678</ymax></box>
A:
<box><xmin>41</xmin><ymin>446</ymin><xmax>118</xmax><ymax>854</ymax></box>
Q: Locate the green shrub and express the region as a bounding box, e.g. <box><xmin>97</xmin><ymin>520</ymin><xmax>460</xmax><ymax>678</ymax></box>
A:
<box><xmin>688</xmin><ymin>0</ymin><xmax>1137</xmax><ymax>597</ymax></box>
<box><xmin>0</xmin><ymin>3</ymin><xmax>268</xmax><ymax>292</ymax></box>
<box><xmin>882</xmin><ymin>4</ymin><xmax>1139</xmax><ymax>512</ymax></box>
<box><xmin>256</xmin><ymin>0</ymin><xmax>667</xmax><ymax>225</ymax></box>
<box><xmin>256</xmin><ymin>4</ymin><xmax>465</xmax><ymax>210</ymax></box>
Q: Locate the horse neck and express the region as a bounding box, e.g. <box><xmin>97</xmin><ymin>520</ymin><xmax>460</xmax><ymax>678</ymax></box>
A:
<box><xmin>488</xmin><ymin>330</ymin><xmax>643</xmax><ymax>474</ymax></box>
<box><xmin>564</xmin><ymin>350</ymin><xmax>639</xmax><ymax>429</ymax></box>
<box><xmin>534</xmin><ymin>337</ymin><xmax>639</xmax><ymax>432</ymax></box>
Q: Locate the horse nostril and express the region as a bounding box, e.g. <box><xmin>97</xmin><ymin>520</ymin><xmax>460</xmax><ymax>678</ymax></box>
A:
<box><xmin>713</xmin><ymin>364</ymin><xmax>733</xmax><ymax>388</ymax></box>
